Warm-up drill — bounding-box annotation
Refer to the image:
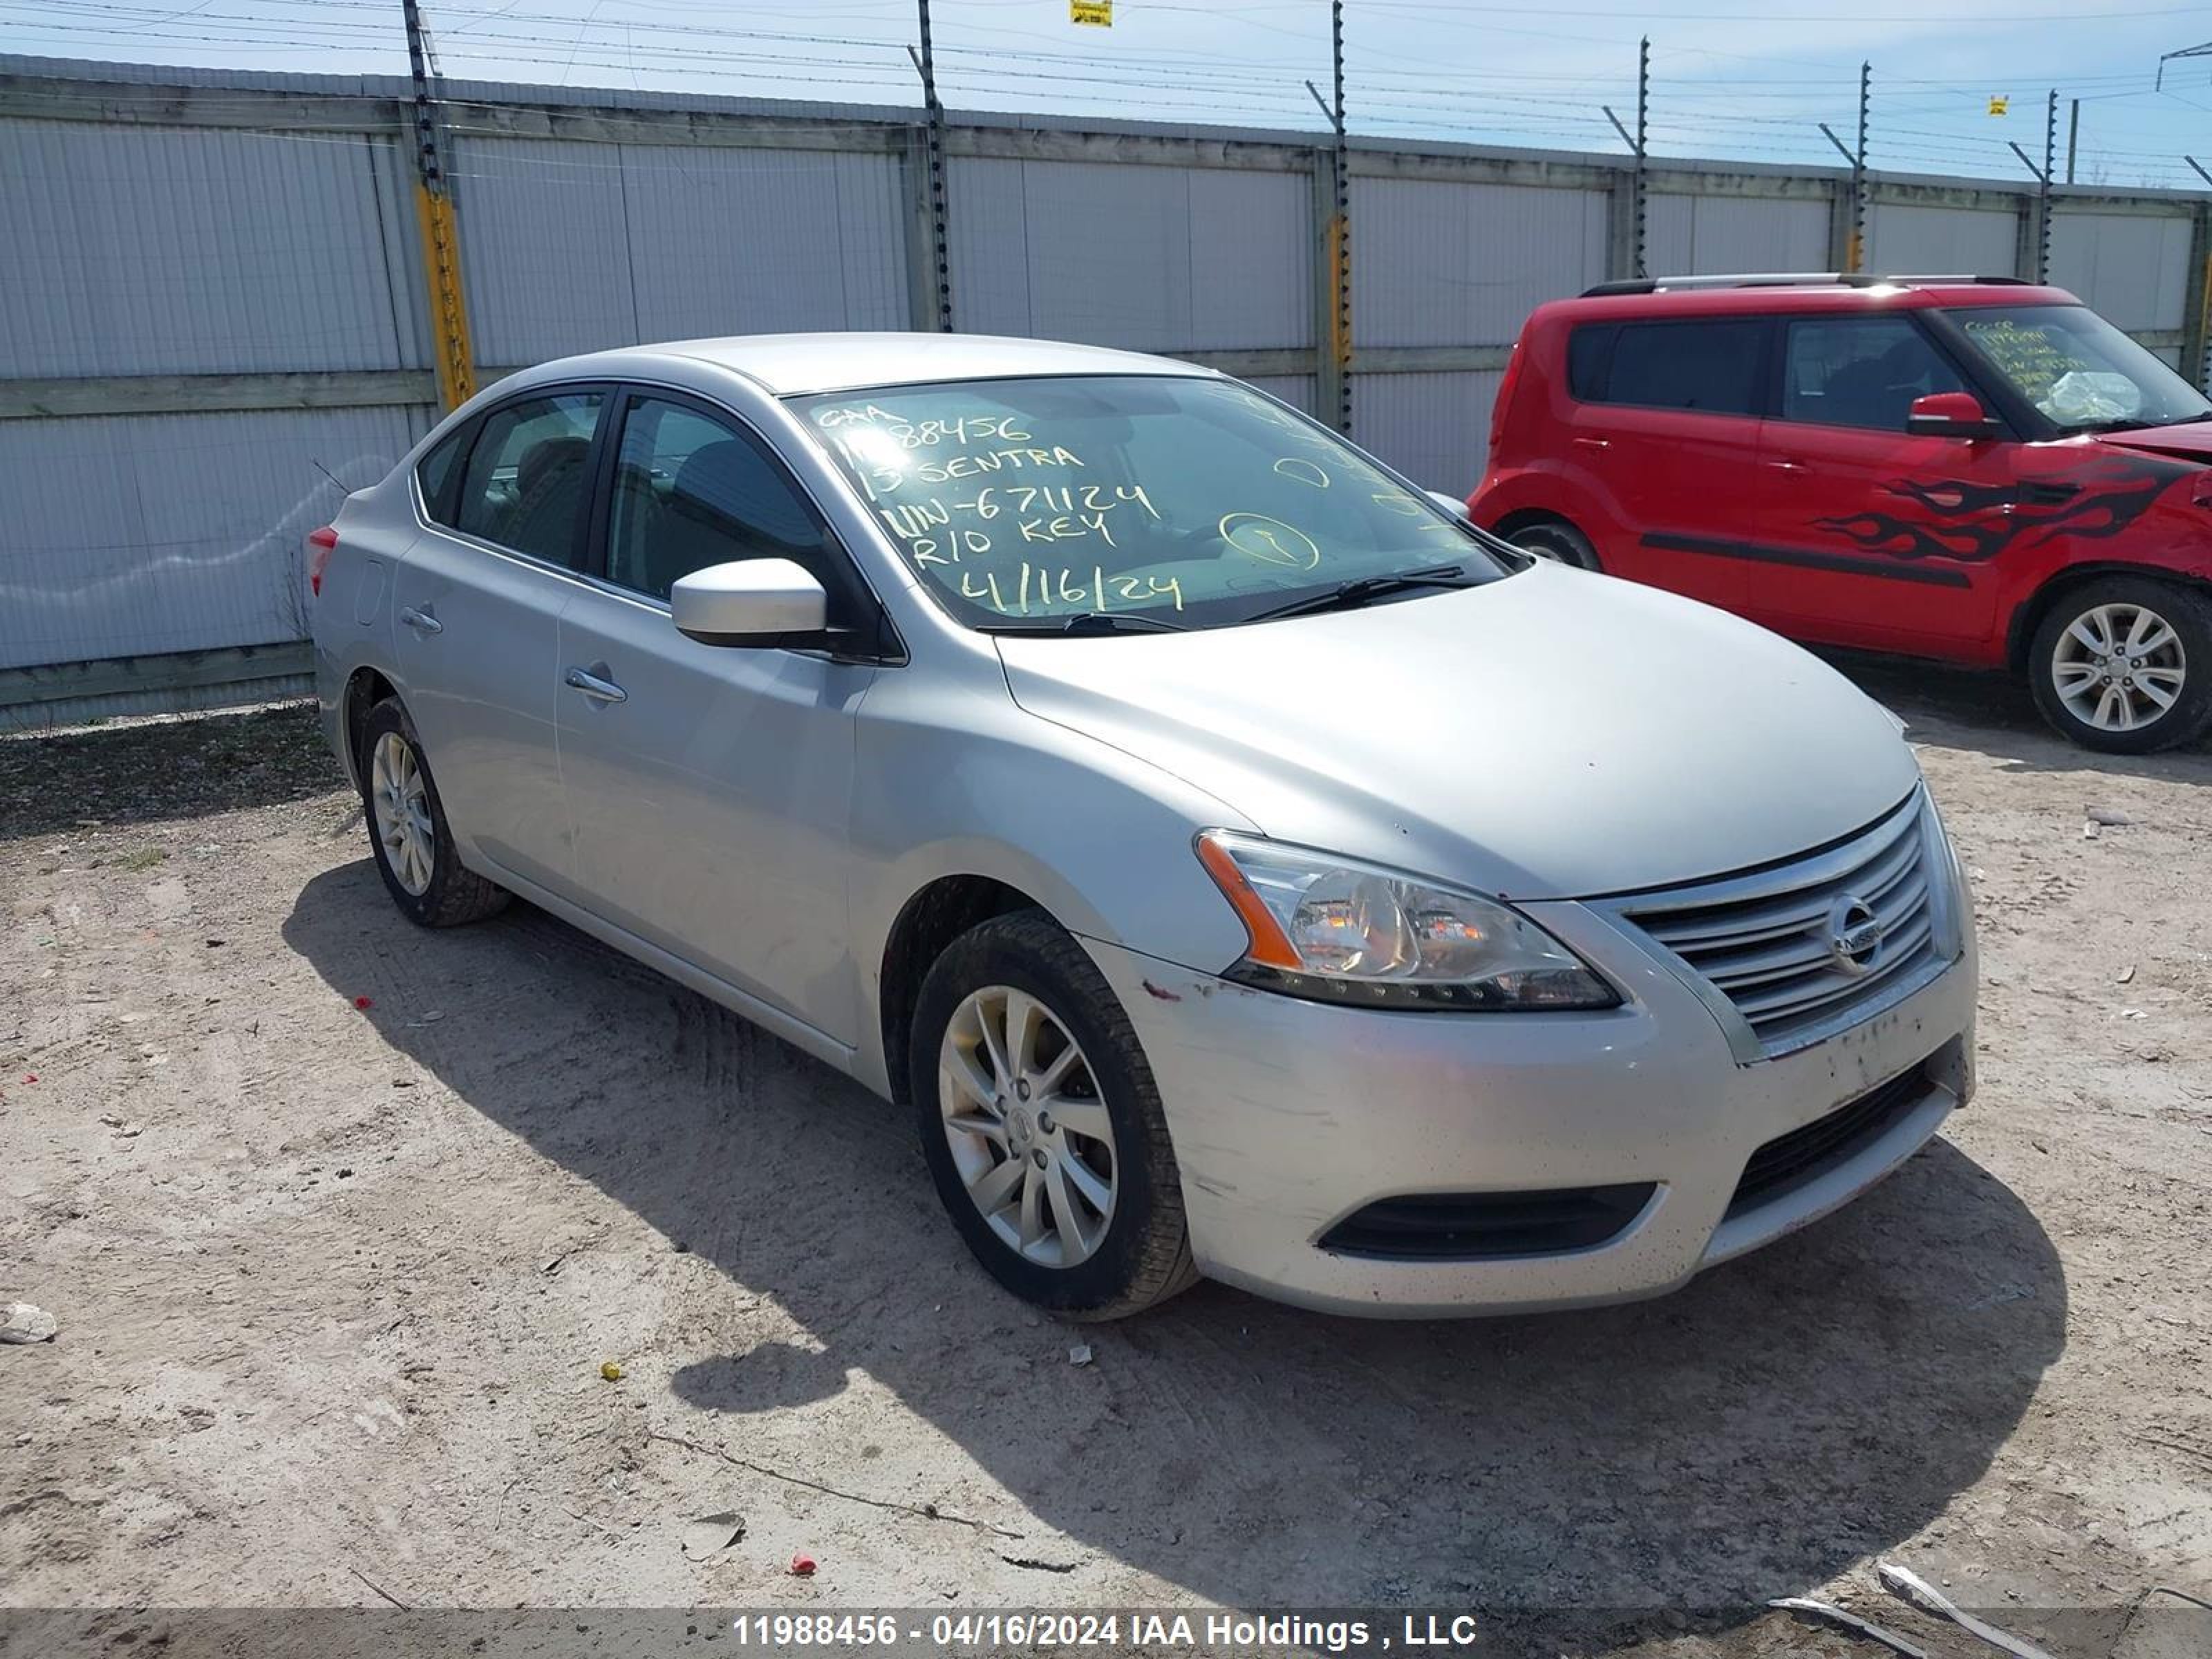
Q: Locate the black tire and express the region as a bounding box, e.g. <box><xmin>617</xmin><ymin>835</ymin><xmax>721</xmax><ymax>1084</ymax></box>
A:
<box><xmin>2026</xmin><ymin>577</ymin><xmax>2212</xmax><ymax>755</ymax></box>
<box><xmin>1505</xmin><ymin>517</ymin><xmax>1601</xmax><ymax>571</ymax></box>
<box><xmin>909</xmin><ymin>910</ymin><xmax>1197</xmax><ymax>1320</ymax></box>
<box><xmin>357</xmin><ymin>698</ymin><xmax>510</xmax><ymax>927</ymax></box>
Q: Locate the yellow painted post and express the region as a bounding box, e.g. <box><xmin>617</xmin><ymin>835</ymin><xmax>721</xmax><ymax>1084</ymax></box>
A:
<box><xmin>413</xmin><ymin>181</ymin><xmax>476</xmax><ymax>411</ymax></box>
<box><xmin>402</xmin><ymin>0</ymin><xmax>476</xmax><ymax>411</ymax></box>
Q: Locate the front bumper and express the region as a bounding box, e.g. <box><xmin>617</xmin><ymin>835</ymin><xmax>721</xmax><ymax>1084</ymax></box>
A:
<box><xmin>1083</xmin><ymin>897</ymin><xmax>1976</xmax><ymax>1318</ymax></box>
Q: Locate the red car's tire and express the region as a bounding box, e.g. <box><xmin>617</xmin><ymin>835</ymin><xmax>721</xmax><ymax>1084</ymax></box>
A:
<box><xmin>1504</xmin><ymin>517</ymin><xmax>1602</xmax><ymax>571</ymax></box>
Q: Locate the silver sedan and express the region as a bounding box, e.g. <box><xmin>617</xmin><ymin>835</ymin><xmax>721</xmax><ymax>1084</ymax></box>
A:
<box><xmin>310</xmin><ymin>333</ymin><xmax>1977</xmax><ymax>1319</ymax></box>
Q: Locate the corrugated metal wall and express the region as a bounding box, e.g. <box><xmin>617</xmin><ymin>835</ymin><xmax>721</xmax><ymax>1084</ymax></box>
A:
<box><xmin>452</xmin><ymin>138</ymin><xmax>910</xmax><ymax>363</ymax></box>
<box><xmin>0</xmin><ymin>118</ymin><xmax>426</xmax><ymax>377</ymax></box>
<box><xmin>1354</xmin><ymin>177</ymin><xmax>1611</xmax><ymax>346</ymax></box>
<box><xmin>948</xmin><ymin>157</ymin><xmax>1313</xmax><ymax>351</ymax></box>
<box><xmin>2049</xmin><ymin>209</ymin><xmax>2195</xmax><ymax>337</ymax></box>
<box><xmin>0</xmin><ymin>405</ymin><xmax>427</xmax><ymax>668</ymax></box>
<box><xmin>1352</xmin><ymin>371</ymin><xmax>1508</xmax><ymax>500</ymax></box>
<box><xmin>1647</xmin><ymin>193</ymin><xmax>1832</xmax><ymax>276</ymax></box>
<box><xmin>3</xmin><ymin>55</ymin><xmax>2208</xmax><ymax>720</ymax></box>
<box><xmin>1866</xmin><ymin>201</ymin><xmax>2020</xmax><ymax>276</ymax></box>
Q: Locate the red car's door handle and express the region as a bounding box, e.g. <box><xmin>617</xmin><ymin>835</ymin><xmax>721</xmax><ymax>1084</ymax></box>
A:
<box><xmin>1765</xmin><ymin>458</ymin><xmax>1810</xmax><ymax>474</ymax></box>
<box><xmin>1571</xmin><ymin>436</ymin><xmax>1610</xmax><ymax>450</ymax></box>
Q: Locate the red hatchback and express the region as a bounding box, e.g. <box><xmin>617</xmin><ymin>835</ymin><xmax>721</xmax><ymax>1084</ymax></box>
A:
<box><xmin>1470</xmin><ymin>274</ymin><xmax>2212</xmax><ymax>751</ymax></box>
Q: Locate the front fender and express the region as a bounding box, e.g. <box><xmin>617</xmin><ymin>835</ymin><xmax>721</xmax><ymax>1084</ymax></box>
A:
<box><xmin>847</xmin><ymin>672</ymin><xmax>1258</xmax><ymax>1095</ymax></box>
<box><xmin>1996</xmin><ymin>487</ymin><xmax>2212</xmax><ymax>662</ymax></box>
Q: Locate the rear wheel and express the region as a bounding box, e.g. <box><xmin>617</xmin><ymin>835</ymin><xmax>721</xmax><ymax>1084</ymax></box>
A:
<box><xmin>910</xmin><ymin>910</ymin><xmax>1197</xmax><ymax>1320</ymax></box>
<box><xmin>2027</xmin><ymin>577</ymin><xmax>2212</xmax><ymax>753</ymax></box>
<box><xmin>1505</xmin><ymin>517</ymin><xmax>1600</xmax><ymax>570</ymax></box>
<box><xmin>359</xmin><ymin>699</ymin><xmax>510</xmax><ymax>926</ymax></box>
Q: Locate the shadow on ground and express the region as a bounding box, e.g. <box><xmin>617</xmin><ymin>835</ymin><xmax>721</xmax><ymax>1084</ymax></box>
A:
<box><xmin>0</xmin><ymin>702</ymin><xmax>337</xmax><ymax>841</ymax></box>
<box><xmin>283</xmin><ymin>857</ymin><xmax>2064</xmax><ymax>1642</ymax></box>
<box><xmin>1822</xmin><ymin>649</ymin><xmax>2212</xmax><ymax>786</ymax></box>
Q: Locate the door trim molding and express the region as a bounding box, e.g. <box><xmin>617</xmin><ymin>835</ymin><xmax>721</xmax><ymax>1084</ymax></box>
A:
<box><xmin>1642</xmin><ymin>531</ymin><xmax>1976</xmax><ymax>589</ymax></box>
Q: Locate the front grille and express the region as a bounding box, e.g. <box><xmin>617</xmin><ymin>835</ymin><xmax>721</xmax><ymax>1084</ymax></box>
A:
<box><xmin>1727</xmin><ymin>1062</ymin><xmax>1931</xmax><ymax>1217</ymax></box>
<box><xmin>1623</xmin><ymin>793</ymin><xmax>1942</xmax><ymax>1054</ymax></box>
<box><xmin>1319</xmin><ymin>1183</ymin><xmax>1656</xmax><ymax>1261</ymax></box>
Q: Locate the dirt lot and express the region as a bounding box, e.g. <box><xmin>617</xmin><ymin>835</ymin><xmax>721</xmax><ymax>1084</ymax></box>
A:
<box><xmin>2</xmin><ymin>661</ymin><xmax>2208</xmax><ymax>1657</ymax></box>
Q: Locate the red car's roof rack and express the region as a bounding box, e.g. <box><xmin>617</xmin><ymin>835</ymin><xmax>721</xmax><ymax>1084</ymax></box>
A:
<box><xmin>1579</xmin><ymin>272</ymin><xmax>2033</xmax><ymax>297</ymax></box>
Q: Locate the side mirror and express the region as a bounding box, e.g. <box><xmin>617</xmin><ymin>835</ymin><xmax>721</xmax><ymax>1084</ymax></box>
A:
<box><xmin>672</xmin><ymin>558</ymin><xmax>828</xmax><ymax>646</ymax></box>
<box><xmin>1425</xmin><ymin>489</ymin><xmax>1474</xmax><ymax>522</ymax></box>
<box><xmin>1906</xmin><ymin>392</ymin><xmax>2000</xmax><ymax>440</ymax></box>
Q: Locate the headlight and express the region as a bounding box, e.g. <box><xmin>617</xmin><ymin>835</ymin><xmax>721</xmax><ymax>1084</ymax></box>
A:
<box><xmin>1193</xmin><ymin>830</ymin><xmax>1620</xmax><ymax>1011</ymax></box>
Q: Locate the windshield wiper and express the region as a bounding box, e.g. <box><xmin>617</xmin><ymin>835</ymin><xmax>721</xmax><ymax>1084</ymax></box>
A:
<box><xmin>2070</xmin><ymin>412</ymin><xmax>2212</xmax><ymax>434</ymax></box>
<box><xmin>975</xmin><ymin>610</ymin><xmax>1188</xmax><ymax>636</ymax></box>
<box><xmin>1241</xmin><ymin>563</ymin><xmax>1479</xmax><ymax>624</ymax></box>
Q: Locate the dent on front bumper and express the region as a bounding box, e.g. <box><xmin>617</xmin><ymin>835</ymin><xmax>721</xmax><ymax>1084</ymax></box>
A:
<box><xmin>1082</xmin><ymin>894</ymin><xmax>1976</xmax><ymax>1318</ymax></box>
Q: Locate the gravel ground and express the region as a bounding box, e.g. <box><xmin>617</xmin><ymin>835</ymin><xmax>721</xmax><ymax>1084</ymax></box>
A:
<box><xmin>1</xmin><ymin>667</ymin><xmax>2207</xmax><ymax>1658</ymax></box>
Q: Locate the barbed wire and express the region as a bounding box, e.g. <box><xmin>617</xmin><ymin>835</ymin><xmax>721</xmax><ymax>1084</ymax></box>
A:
<box><xmin>5</xmin><ymin>0</ymin><xmax>2210</xmax><ymax>189</ymax></box>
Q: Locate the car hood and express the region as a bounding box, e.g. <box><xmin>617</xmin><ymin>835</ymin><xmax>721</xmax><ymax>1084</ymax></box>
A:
<box><xmin>995</xmin><ymin>563</ymin><xmax>1920</xmax><ymax>901</ymax></box>
<box><xmin>2088</xmin><ymin>422</ymin><xmax>2212</xmax><ymax>463</ymax></box>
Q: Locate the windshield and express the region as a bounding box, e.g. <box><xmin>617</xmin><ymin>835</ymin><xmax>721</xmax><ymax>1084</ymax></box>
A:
<box><xmin>1948</xmin><ymin>303</ymin><xmax>2212</xmax><ymax>432</ymax></box>
<box><xmin>791</xmin><ymin>375</ymin><xmax>1503</xmax><ymax>631</ymax></box>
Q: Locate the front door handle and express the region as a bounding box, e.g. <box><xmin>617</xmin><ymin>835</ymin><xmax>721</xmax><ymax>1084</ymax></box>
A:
<box><xmin>1571</xmin><ymin>436</ymin><xmax>1611</xmax><ymax>450</ymax></box>
<box><xmin>565</xmin><ymin>666</ymin><xmax>628</xmax><ymax>704</ymax></box>
<box><xmin>1765</xmin><ymin>458</ymin><xmax>1810</xmax><ymax>474</ymax></box>
<box><xmin>400</xmin><ymin>606</ymin><xmax>444</xmax><ymax>635</ymax></box>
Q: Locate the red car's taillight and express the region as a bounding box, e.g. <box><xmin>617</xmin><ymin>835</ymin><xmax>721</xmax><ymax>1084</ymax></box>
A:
<box><xmin>307</xmin><ymin>525</ymin><xmax>339</xmax><ymax>597</ymax></box>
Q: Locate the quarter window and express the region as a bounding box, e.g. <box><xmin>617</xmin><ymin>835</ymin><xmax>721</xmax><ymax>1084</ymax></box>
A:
<box><xmin>1780</xmin><ymin>316</ymin><xmax>1966</xmax><ymax>431</ymax></box>
<box><xmin>453</xmin><ymin>391</ymin><xmax>605</xmax><ymax>569</ymax></box>
<box><xmin>605</xmin><ymin>397</ymin><xmax>839</xmax><ymax>604</ymax></box>
<box><xmin>415</xmin><ymin>426</ymin><xmax>468</xmax><ymax>524</ymax></box>
<box><xmin>1577</xmin><ymin>319</ymin><xmax>1768</xmax><ymax>416</ymax></box>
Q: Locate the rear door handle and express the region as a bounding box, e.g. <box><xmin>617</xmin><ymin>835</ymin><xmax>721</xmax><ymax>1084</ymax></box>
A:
<box><xmin>565</xmin><ymin>666</ymin><xmax>627</xmax><ymax>704</ymax></box>
<box><xmin>400</xmin><ymin>606</ymin><xmax>444</xmax><ymax>635</ymax></box>
<box><xmin>1765</xmin><ymin>458</ymin><xmax>1810</xmax><ymax>474</ymax></box>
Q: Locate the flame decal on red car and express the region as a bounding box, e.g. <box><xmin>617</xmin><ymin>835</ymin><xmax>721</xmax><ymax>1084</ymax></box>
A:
<box><xmin>1814</xmin><ymin>456</ymin><xmax>2191</xmax><ymax>565</ymax></box>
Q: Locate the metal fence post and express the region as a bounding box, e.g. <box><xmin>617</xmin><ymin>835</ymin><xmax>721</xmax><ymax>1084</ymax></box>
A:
<box><xmin>1310</xmin><ymin>147</ymin><xmax>1345</xmax><ymax>430</ymax></box>
<box><xmin>1602</xmin><ymin>39</ymin><xmax>1649</xmax><ymax>281</ymax></box>
<box><xmin>1853</xmin><ymin>62</ymin><xmax>1869</xmax><ymax>272</ymax></box>
<box><xmin>1635</xmin><ymin>37</ymin><xmax>1649</xmax><ymax>279</ymax></box>
<box><xmin>400</xmin><ymin>0</ymin><xmax>475</xmax><ymax>410</ymax></box>
<box><xmin>912</xmin><ymin>0</ymin><xmax>954</xmax><ymax>332</ymax></box>
<box><xmin>2182</xmin><ymin>188</ymin><xmax>2212</xmax><ymax>393</ymax></box>
<box><xmin>2007</xmin><ymin>131</ymin><xmax>2050</xmax><ymax>283</ymax></box>
<box><xmin>899</xmin><ymin>124</ymin><xmax>940</xmax><ymax>334</ymax></box>
<box><xmin>2039</xmin><ymin>89</ymin><xmax>2057</xmax><ymax>283</ymax></box>
<box><xmin>1302</xmin><ymin>0</ymin><xmax>1350</xmax><ymax>436</ymax></box>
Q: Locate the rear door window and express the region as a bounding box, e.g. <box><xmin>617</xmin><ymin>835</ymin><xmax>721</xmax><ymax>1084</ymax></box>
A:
<box><xmin>1780</xmin><ymin>316</ymin><xmax>1967</xmax><ymax>431</ymax></box>
<box><xmin>452</xmin><ymin>391</ymin><xmax>606</xmax><ymax>570</ymax></box>
<box><xmin>1583</xmin><ymin>319</ymin><xmax>1768</xmax><ymax>415</ymax></box>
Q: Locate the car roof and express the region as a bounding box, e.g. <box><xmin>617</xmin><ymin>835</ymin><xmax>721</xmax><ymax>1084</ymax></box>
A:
<box><xmin>1534</xmin><ymin>276</ymin><xmax>2081</xmax><ymax>325</ymax></box>
<box><xmin>518</xmin><ymin>332</ymin><xmax>1216</xmax><ymax>397</ymax></box>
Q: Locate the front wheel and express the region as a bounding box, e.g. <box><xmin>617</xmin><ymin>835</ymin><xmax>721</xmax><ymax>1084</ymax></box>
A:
<box><xmin>2027</xmin><ymin>578</ymin><xmax>2212</xmax><ymax>753</ymax></box>
<box><xmin>910</xmin><ymin>910</ymin><xmax>1197</xmax><ymax>1320</ymax></box>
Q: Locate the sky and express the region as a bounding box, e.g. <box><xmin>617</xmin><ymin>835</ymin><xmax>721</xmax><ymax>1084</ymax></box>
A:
<box><xmin>5</xmin><ymin>0</ymin><xmax>2212</xmax><ymax>188</ymax></box>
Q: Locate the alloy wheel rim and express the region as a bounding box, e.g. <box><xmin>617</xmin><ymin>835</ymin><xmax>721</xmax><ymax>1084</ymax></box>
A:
<box><xmin>939</xmin><ymin>986</ymin><xmax>1118</xmax><ymax>1268</ymax></box>
<box><xmin>2052</xmin><ymin>602</ymin><xmax>2186</xmax><ymax>732</ymax></box>
<box><xmin>370</xmin><ymin>731</ymin><xmax>436</xmax><ymax>897</ymax></box>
